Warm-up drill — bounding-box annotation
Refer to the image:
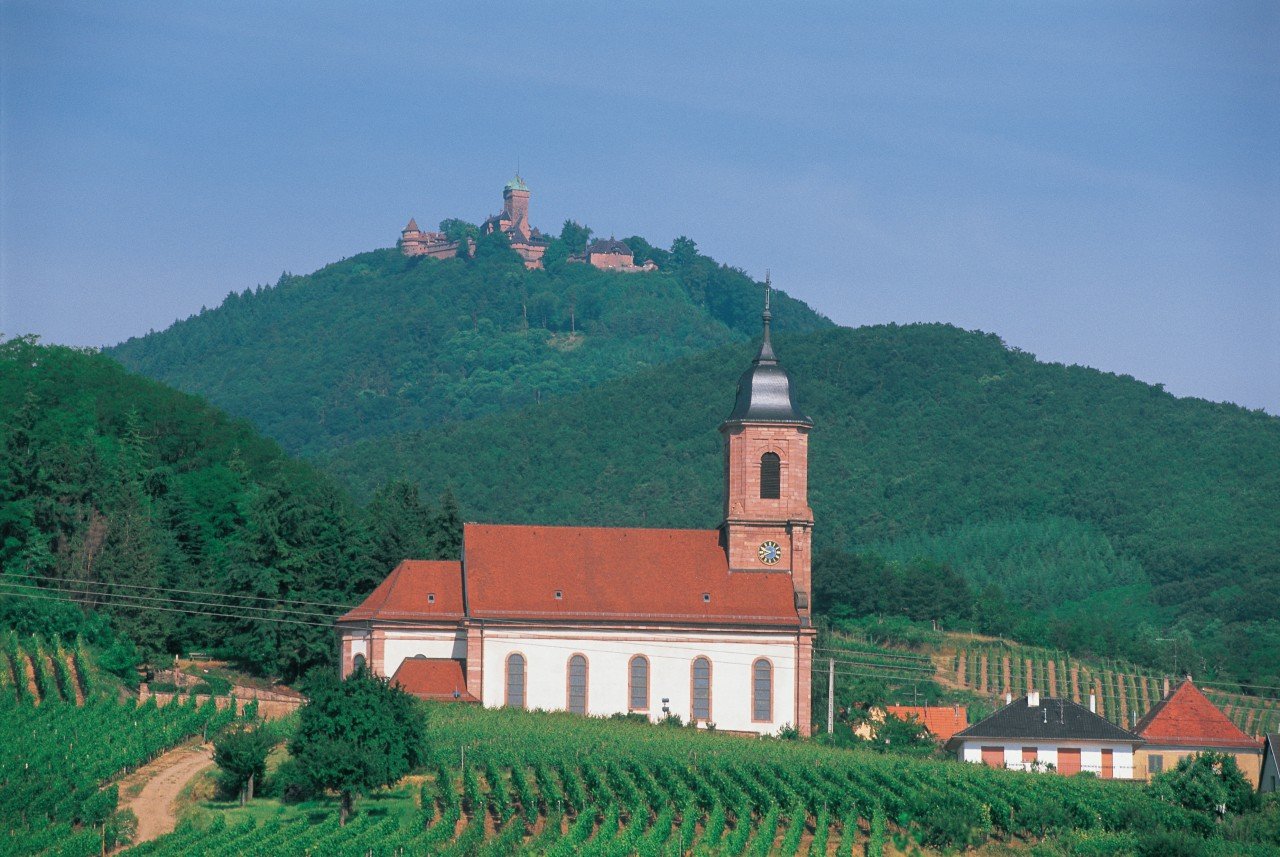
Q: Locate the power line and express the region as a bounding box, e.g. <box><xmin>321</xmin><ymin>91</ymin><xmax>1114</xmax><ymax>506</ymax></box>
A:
<box><xmin>3</xmin><ymin>571</ymin><xmax>356</xmax><ymax>611</ymax></box>
<box><xmin>0</xmin><ymin>587</ymin><xmax>336</xmax><ymax>629</ymax></box>
<box><xmin>0</xmin><ymin>579</ymin><xmax>342</xmax><ymax>623</ymax></box>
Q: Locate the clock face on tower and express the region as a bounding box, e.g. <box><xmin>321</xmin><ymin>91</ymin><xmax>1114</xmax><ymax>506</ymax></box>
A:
<box><xmin>758</xmin><ymin>540</ymin><xmax>782</xmax><ymax>565</ymax></box>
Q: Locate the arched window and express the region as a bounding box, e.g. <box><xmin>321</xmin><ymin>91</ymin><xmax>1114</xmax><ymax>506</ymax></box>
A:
<box><xmin>752</xmin><ymin>658</ymin><xmax>773</xmax><ymax>722</ymax></box>
<box><xmin>567</xmin><ymin>654</ymin><xmax>588</xmax><ymax>715</ymax></box>
<box><xmin>760</xmin><ymin>452</ymin><xmax>781</xmax><ymax>499</ymax></box>
<box><xmin>691</xmin><ymin>657</ymin><xmax>712</xmax><ymax>722</ymax></box>
<box><xmin>629</xmin><ymin>655</ymin><xmax>649</xmax><ymax>711</ymax></box>
<box><xmin>505</xmin><ymin>653</ymin><xmax>526</xmax><ymax>709</ymax></box>
<box><xmin>351</xmin><ymin>653</ymin><xmax>366</xmax><ymax>673</ymax></box>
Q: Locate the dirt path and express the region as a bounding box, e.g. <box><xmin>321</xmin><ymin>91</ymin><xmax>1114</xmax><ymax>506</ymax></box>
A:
<box><xmin>117</xmin><ymin>742</ymin><xmax>214</xmax><ymax>848</ymax></box>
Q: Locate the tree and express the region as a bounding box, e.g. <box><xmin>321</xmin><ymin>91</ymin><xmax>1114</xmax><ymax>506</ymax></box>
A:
<box><xmin>213</xmin><ymin>723</ymin><xmax>273</xmax><ymax>805</ymax></box>
<box><xmin>559</xmin><ymin>220</ymin><xmax>593</xmax><ymax>254</ymax></box>
<box><xmin>289</xmin><ymin>665</ymin><xmax>426</xmax><ymax>825</ymax></box>
<box><xmin>1149</xmin><ymin>751</ymin><xmax>1259</xmax><ymax>817</ymax></box>
<box><xmin>439</xmin><ymin>219</ymin><xmax>479</xmax><ymax>245</ymax></box>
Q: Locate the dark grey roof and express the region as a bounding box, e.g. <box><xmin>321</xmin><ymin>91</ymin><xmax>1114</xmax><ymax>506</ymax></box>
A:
<box><xmin>722</xmin><ymin>302</ymin><xmax>811</xmax><ymax>427</ymax></box>
<box><xmin>947</xmin><ymin>695</ymin><xmax>1143</xmax><ymax>747</ymax></box>
<box><xmin>588</xmin><ymin>239</ymin><xmax>632</xmax><ymax>255</ymax></box>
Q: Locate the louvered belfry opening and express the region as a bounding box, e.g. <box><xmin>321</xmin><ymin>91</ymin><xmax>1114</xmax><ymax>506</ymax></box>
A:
<box><xmin>760</xmin><ymin>452</ymin><xmax>781</xmax><ymax>499</ymax></box>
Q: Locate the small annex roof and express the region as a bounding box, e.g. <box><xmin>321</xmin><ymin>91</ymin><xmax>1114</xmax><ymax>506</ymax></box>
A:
<box><xmin>946</xmin><ymin>695</ymin><xmax>1142</xmax><ymax>749</ymax></box>
<box><xmin>337</xmin><ymin>560</ymin><xmax>463</xmax><ymax>623</ymax></box>
<box><xmin>587</xmin><ymin>238</ymin><xmax>632</xmax><ymax>255</ymax></box>
<box><xmin>462</xmin><ymin>523</ymin><xmax>800</xmax><ymax>626</ymax></box>
<box><xmin>390</xmin><ymin>657</ymin><xmax>476</xmax><ymax>702</ymax></box>
<box><xmin>886</xmin><ymin>705</ymin><xmax>968</xmax><ymax>743</ymax></box>
<box><xmin>1134</xmin><ymin>679</ymin><xmax>1261</xmax><ymax>750</ymax></box>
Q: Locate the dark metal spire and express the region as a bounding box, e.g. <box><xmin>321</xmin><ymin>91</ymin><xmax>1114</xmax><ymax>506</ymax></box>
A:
<box><xmin>758</xmin><ymin>272</ymin><xmax>777</xmax><ymax>363</ymax></box>
<box><xmin>721</xmin><ymin>272</ymin><xmax>810</xmax><ymax>427</ymax></box>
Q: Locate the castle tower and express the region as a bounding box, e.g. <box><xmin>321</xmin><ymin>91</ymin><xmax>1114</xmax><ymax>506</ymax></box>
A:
<box><xmin>502</xmin><ymin>175</ymin><xmax>531</xmax><ymax>238</ymax></box>
<box><xmin>720</xmin><ymin>281</ymin><xmax>814</xmax><ymax>622</ymax></box>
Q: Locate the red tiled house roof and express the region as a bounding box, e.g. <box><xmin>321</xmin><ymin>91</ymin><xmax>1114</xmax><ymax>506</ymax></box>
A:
<box><xmin>389</xmin><ymin>657</ymin><xmax>476</xmax><ymax>702</ymax></box>
<box><xmin>463</xmin><ymin>524</ymin><xmax>799</xmax><ymax>626</ymax></box>
<box><xmin>885</xmin><ymin>705</ymin><xmax>968</xmax><ymax>743</ymax></box>
<box><xmin>338</xmin><ymin>560</ymin><xmax>463</xmax><ymax>623</ymax></box>
<box><xmin>1135</xmin><ymin>679</ymin><xmax>1262</xmax><ymax>750</ymax></box>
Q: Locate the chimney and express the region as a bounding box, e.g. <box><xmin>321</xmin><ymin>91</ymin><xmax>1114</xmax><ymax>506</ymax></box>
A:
<box><xmin>1028</xmin><ymin>691</ymin><xmax>1040</xmax><ymax>707</ymax></box>
<box><xmin>1163</xmin><ymin>677</ymin><xmax>1169</xmax><ymax>698</ymax></box>
<box><xmin>1005</xmin><ymin>693</ymin><xmax>1012</xmax><ymax>705</ymax></box>
<box><xmin>1089</xmin><ymin>693</ymin><xmax>1096</xmax><ymax>713</ymax></box>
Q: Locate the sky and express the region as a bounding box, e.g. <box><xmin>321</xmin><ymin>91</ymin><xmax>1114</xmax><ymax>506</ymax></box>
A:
<box><xmin>2</xmin><ymin>2</ymin><xmax>1278</xmax><ymax>413</ymax></box>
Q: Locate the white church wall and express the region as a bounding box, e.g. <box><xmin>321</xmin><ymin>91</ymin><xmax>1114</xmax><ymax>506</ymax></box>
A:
<box><xmin>481</xmin><ymin>626</ymin><xmax>798</xmax><ymax>736</ymax></box>
<box><xmin>383</xmin><ymin>629</ymin><xmax>467</xmax><ymax>677</ymax></box>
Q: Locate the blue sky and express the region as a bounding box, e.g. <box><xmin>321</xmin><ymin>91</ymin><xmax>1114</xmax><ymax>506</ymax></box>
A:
<box><xmin>3</xmin><ymin>2</ymin><xmax>1277</xmax><ymax>412</ymax></box>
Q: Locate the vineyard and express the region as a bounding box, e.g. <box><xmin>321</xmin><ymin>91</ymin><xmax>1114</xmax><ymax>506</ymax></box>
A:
<box><xmin>947</xmin><ymin>640</ymin><xmax>1280</xmax><ymax>736</ymax></box>
<box><xmin>0</xmin><ymin>632</ymin><xmax>247</xmax><ymax>857</ymax></box>
<box><xmin>130</xmin><ymin>702</ymin><xmax>1229</xmax><ymax>856</ymax></box>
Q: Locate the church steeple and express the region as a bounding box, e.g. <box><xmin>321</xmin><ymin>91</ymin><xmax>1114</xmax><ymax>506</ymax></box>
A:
<box><xmin>720</xmin><ymin>277</ymin><xmax>813</xmax><ymax>621</ymax></box>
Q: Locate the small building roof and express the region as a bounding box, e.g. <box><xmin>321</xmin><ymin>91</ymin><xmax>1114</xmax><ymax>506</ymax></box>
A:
<box><xmin>338</xmin><ymin>560</ymin><xmax>464</xmax><ymax>623</ymax></box>
<box><xmin>463</xmin><ymin>523</ymin><xmax>799</xmax><ymax>626</ymax></box>
<box><xmin>947</xmin><ymin>695</ymin><xmax>1143</xmax><ymax>748</ymax></box>
<box><xmin>390</xmin><ymin>657</ymin><xmax>476</xmax><ymax>702</ymax></box>
<box><xmin>1134</xmin><ymin>679</ymin><xmax>1262</xmax><ymax>750</ymax></box>
<box><xmin>587</xmin><ymin>239</ymin><xmax>632</xmax><ymax>255</ymax></box>
<box><xmin>885</xmin><ymin>705</ymin><xmax>968</xmax><ymax>743</ymax></box>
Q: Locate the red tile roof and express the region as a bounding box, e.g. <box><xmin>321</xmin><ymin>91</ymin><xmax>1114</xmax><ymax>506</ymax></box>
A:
<box><xmin>1135</xmin><ymin>679</ymin><xmax>1262</xmax><ymax>750</ymax></box>
<box><xmin>338</xmin><ymin>560</ymin><xmax>463</xmax><ymax>623</ymax></box>
<box><xmin>389</xmin><ymin>657</ymin><xmax>476</xmax><ymax>702</ymax></box>
<box><xmin>463</xmin><ymin>523</ymin><xmax>799</xmax><ymax>626</ymax></box>
<box><xmin>885</xmin><ymin>705</ymin><xmax>968</xmax><ymax>742</ymax></box>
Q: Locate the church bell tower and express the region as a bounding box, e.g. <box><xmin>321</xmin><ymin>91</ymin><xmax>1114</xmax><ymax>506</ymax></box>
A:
<box><xmin>720</xmin><ymin>280</ymin><xmax>814</xmax><ymax>622</ymax></box>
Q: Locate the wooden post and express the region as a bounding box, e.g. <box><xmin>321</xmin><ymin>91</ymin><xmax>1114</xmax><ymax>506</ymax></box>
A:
<box><xmin>827</xmin><ymin>658</ymin><xmax>835</xmax><ymax>735</ymax></box>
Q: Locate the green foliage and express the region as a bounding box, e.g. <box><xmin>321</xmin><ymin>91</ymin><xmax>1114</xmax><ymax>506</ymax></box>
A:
<box><xmin>288</xmin><ymin>665</ymin><xmax>426</xmax><ymax>824</ymax></box>
<box><xmin>323</xmin><ymin>323</ymin><xmax>1280</xmax><ymax>684</ymax></box>
<box><xmin>813</xmin><ymin>549</ymin><xmax>974</xmax><ymax>622</ymax></box>
<box><xmin>1148</xmin><ymin>751</ymin><xmax>1258</xmax><ymax>816</ymax></box>
<box><xmin>0</xmin><ymin>684</ymin><xmax>238</xmax><ymax>853</ymax></box>
<box><xmin>0</xmin><ymin>336</ymin><xmax>461</xmax><ymax>678</ymax></box>
<box><xmin>108</xmin><ymin>244</ymin><xmax>829</xmax><ymax>457</ymax></box>
<box><xmin>213</xmin><ymin>722</ymin><xmax>273</xmax><ymax>801</ymax></box>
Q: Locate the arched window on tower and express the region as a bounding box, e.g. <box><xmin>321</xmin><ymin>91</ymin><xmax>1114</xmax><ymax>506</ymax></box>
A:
<box><xmin>752</xmin><ymin>658</ymin><xmax>773</xmax><ymax>722</ymax></box>
<box><xmin>760</xmin><ymin>452</ymin><xmax>781</xmax><ymax>499</ymax></box>
<box><xmin>567</xmin><ymin>654</ymin><xmax>588</xmax><ymax>715</ymax></box>
<box><xmin>629</xmin><ymin>655</ymin><xmax>650</xmax><ymax>712</ymax></box>
<box><xmin>691</xmin><ymin>657</ymin><xmax>712</xmax><ymax>722</ymax></box>
<box><xmin>505</xmin><ymin>653</ymin><xmax>526</xmax><ymax>709</ymax></box>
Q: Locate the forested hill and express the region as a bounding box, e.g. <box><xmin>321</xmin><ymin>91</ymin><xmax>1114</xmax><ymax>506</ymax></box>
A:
<box><xmin>0</xmin><ymin>337</ymin><xmax>460</xmax><ymax>680</ymax></box>
<box><xmin>107</xmin><ymin>235</ymin><xmax>830</xmax><ymax>456</ymax></box>
<box><xmin>322</xmin><ymin>323</ymin><xmax>1280</xmax><ymax>686</ymax></box>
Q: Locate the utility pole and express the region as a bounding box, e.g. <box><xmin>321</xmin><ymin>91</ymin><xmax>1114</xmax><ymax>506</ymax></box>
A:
<box><xmin>827</xmin><ymin>658</ymin><xmax>835</xmax><ymax>735</ymax></box>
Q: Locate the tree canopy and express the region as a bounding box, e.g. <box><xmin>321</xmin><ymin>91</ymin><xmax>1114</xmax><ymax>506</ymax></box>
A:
<box><xmin>289</xmin><ymin>665</ymin><xmax>426</xmax><ymax>824</ymax></box>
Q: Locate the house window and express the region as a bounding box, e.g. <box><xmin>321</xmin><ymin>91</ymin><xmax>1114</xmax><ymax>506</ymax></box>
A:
<box><xmin>567</xmin><ymin>654</ymin><xmax>588</xmax><ymax>715</ymax></box>
<box><xmin>752</xmin><ymin>658</ymin><xmax>772</xmax><ymax>722</ymax></box>
<box><xmin>1022</xmin><ymin>747</ymin><xmax>1037</xmax><ymax>767</ymax></box>
<box><xmin>629</xmin><ymin>655</ymin><xmax>649</xmax><ymax>711</ymax></box>
<box><xmin>505</xmin><ymin>653</ymin><xmax>526</xmax><ymax>709</ymax></box>
<box><xmin>1148</xmin><ymin>754</ymin><xmax>1163</xmax><ymax>775</ymax></box>
<box><xmin>760</xmin><ymin>452</ymin><xmax>781</xmax><ymax>499</ymax></box>
<box><xmin>981</xmin><ymin>746</ymin><xmax>1004</xmax><ymax>768</ymax></box>
<box><xmin>691</xmin><ymin>657</ymin><xmax>712</xmax><ymax>722</ymax></box>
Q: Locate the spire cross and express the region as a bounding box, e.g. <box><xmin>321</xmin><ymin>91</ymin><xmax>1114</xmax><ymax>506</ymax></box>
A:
<box><xmin>759</xmin><ymin>272</ymin><xmax>775</xmax><ymax>357</ymax></box>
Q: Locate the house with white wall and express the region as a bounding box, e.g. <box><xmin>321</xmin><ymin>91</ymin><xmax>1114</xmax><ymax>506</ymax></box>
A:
<box><xmin>946</xmin><ymin>692</ymin><xmax>1144</xmax><ymax>779</ymax></box>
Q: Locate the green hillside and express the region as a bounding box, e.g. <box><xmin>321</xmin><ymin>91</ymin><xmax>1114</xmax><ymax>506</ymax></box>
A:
<box><xmin>107</xmin><ymin>235</ymin><xmax>831</xmax><ymax>456</ymax></box>
<box><xmin>0</xmin><ymin>337</ymin><xmax>457</xmax><ymax>680</ymax></box>
<box><xmin>322</xmin><ymin>323</ymin><xmax>1280</xmax><ymax>686</ymax></box>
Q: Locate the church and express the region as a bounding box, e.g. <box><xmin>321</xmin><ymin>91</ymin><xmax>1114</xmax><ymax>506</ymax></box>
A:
<box><xmin>337</xmin><ymin>292</ymin><xmax>816</xmax><ymax>735</ymax></box>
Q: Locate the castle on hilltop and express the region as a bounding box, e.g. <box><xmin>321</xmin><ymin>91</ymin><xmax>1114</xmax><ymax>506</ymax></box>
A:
<box><xmin>401</xmin><ymin>176</ymin><xmax>655</xmax><ymax>272</ymax></box>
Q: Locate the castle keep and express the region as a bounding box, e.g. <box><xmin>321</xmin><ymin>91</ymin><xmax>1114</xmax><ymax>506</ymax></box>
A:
<box><xmin>401</xmin><ymin>176</ymin><xmax>655</xmax><ymax>272</ymax></box>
